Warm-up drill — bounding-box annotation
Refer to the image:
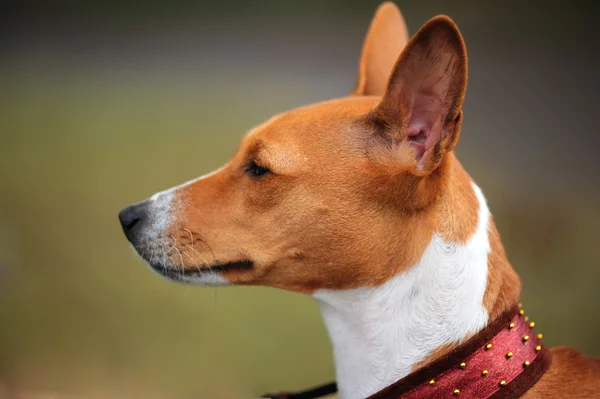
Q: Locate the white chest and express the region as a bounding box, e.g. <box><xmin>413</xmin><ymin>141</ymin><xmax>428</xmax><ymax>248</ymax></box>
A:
<box><xmin>313</xmin><ymin>183</ymin><xmax>491</xmax><ymax>399</ymax></box>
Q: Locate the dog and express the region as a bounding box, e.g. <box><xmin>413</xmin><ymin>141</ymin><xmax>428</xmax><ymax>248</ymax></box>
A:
<box><xmin>119</xmin><ymin>3</ymin><xmax>600</xmax><ymax>398</ymax></box>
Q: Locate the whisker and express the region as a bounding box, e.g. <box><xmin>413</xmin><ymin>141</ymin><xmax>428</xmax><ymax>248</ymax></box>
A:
<box><xmin>213</xmin><ymin>286</ymin><xmax>218</xmax><ymax>309</ymax></box>
<box><xmin>185</xmin><ymin>245</ymin><xmax>210</xmax><ymax>267</ymax></box>
<box><xmin>183</xmin><ymin>228</ymin><xmax>206</xmax><ymax>276</ymax></box>
<box><xmin>170</xmin><ymin>236</ymin><xmax>185</xmax><ymax>279</ymax></box>
<box><xmin>166</xmin><ymin>235</ymin><xmax>178</xmax><ymax>254</ymax></box>
<box><xmin>182</xmin><ymin>251</ymin><xmax>205</xmax><ymax>280</ymax></box>
<box><xmin>194</xmin><ymin>235</ymin><xmax>217</xmax><ymax>262</ymax></box>
<box><xmin>183</xmin><ymin>228</ymin><xmax>194</xmax><ymax>247</ymax></box>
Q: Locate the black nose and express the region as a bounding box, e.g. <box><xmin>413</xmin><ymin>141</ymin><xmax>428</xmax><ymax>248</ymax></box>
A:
<box><xmin>119</xmin><ymin>201</ymin><xmax>149</xmax><ymax>243</ymax></box>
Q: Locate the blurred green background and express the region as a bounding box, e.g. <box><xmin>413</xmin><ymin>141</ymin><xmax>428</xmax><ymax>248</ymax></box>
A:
<box><xmin>1</xmin><ymin>1</ymin><xmax>599</xmax><ymax>398</ymax></box>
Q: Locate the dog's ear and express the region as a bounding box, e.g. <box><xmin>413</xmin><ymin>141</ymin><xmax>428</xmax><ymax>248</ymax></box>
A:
<box><xmin>353</xmin><ymin>2</ymin><xmax>409</xmax><ymax>96</ymax></box>
<box><xmin>373</xmin><ymin>16</ymin><xmax>467</xmax><ymax>174</ymax></box>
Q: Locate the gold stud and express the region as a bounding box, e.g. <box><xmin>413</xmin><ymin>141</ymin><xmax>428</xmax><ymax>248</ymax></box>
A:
<box><xmin>524</xmin><ymin>316</ymin><xmax>529</xmax><ymax>321</ymax></box>
<box><xmin>506</xmin><ymin>352</ymin><xmax>513</xmax><ymax>359</ymax></box>
<box><xmin>519</xmin><ymin>309</ymin><xmax>525</xmax><ymax>316</ymax></box>
<box><xmin>429</xmin><ymin>379</ymin><xmax>435</xmax><ymax>386</ymax></box>
<box><xmin>537</xmin><ymin>333</ymin><xmax>543</xmax><ymax>340</ymax></box>
<box><xmin>500</xmin><ymin>380</ymin><xmax>507</xmax><ymax>387</ymax></box>
<box><xmin>485</xmin><ymin>343</ymin><xmax>493</xmax><ymax>350</ymax></box>
<box><xmin>482</xmin><ymin>370</ymin><xmax>488</xmax><ymax>377</ymax></box>
<box><xmin>523</xmin><ymin>360</ymin><xmax>530</xmax><ymax>367</ymax></box>
<box><xmin>453</xmin><ymin>389</ymin><xmax>460</xmax><ymax>396</ymax></box>
<box><xmin>459</xmin><ymin>362</ymin><xmax>466</xmax><ymax>369</ymax></box>
<box><xmin>523</xmin><ymin>335</ymin><xmax>530</xmax><ymax>342</ymax></box>
<box><xmin>529</xmin><ymin>322</ymin><xmax>536</xmax><ymax>328</ymax></box>
<box><xmin>535</xmin><ymin>345</ymin><xmax>542</xmax><ymax>352</ymax></box>
<box><xmin>508</xmin><ymin>322</ymin><xmax>515</xmax><ymax>330</ymax></box>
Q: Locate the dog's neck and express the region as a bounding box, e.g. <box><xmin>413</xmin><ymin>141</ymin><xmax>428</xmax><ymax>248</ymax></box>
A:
<box><xmin>313</xmin><ymin>159</ymin><xmax>521</xmax><ymax>399</ymax></box>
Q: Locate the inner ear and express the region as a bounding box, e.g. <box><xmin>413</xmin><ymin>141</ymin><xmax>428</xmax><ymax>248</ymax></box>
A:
<box><xmin>374</xmin><ymin>15</ymin><xmax>467</xmax><ymax>174</ymax></box>
<box><xmin>405</xmin><ymin>95</ymin><xmax>448</xmax><ymax>160</ymax></box>
<box><xmin>353</xmin><ymin>2</ymin><xmax>409</xmax><ymax>96</ymax></box>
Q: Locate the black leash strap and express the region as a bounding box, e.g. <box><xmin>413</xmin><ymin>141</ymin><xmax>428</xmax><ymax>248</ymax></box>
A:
<box><xmin>260</xmin><ymin>381</ymin><xmax>337</xmax><ymax>399</ymax></box>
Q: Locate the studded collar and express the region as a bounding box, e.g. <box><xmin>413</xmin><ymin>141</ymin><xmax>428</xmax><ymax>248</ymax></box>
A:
<box><xmin>261</xmin><ymin>305</ymin><xmax>551</xmax><ymax>399</ymax></box>
<box><xmin>367</xmin><ymin>305</ymin><xmax>552</xmax><ymax>399</ymax></box>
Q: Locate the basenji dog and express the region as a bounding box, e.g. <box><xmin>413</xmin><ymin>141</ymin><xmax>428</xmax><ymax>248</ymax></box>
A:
<box><xmin>119</xmin><ymin>3</ymin><xmax>600</xmax><ymax>398</ymax></box>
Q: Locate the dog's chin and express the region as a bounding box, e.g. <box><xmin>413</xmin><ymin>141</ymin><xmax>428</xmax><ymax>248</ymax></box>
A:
<box><xmin>148</xmin><ymin>260</ymin><xmax>254</xmax><ymax>286</ymax></box>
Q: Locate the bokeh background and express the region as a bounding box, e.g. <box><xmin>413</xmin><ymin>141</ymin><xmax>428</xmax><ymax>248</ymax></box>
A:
<box><xmin>1</xmin><ymin>1</ymin><xmax>599</xmax><ymax>398</ymax></box>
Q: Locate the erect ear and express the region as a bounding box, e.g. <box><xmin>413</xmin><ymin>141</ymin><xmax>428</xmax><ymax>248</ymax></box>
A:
<box><xmin>373</xmin><ymin>16</ymin><xmax>468</xmax><ymax>174</ymax></box>
<box><xmin>353</xmin><ymin>2</ymin><xmax>409</xmax><ymax>96</ymax></box>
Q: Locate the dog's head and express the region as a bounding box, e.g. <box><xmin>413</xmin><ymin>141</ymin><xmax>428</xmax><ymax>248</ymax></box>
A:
<box><xmin>119</xmin><ymin>3</ymin><xmax>468</xmax><ymax>294</ymax></box>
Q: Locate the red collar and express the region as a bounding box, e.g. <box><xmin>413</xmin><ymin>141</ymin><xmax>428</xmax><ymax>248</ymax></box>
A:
<box><xmin>368</xmin><ymin>306</ymin><xmax>552</xmax><ymax>399</ymax></box>
<box><xmin>262</xmin><ymin>305</ymin><xmax>551</xmax><ymax>399</ymax></box>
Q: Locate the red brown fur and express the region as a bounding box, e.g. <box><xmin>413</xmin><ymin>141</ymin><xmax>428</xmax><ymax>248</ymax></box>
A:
<box><xmin>125</xmin><ymin>2</ymin><xmax>600</xmax><ymax>396</ymax></box>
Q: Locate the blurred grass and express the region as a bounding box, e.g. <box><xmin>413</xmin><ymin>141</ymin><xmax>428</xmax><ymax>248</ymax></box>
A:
<box><xmin>0</xmin><ymin>70</ymin><xmax>599</xmax><ymax>398</ymax></box>
<box><xmin>0</xmin><ymin>77</ymin><xmax>335</xmax><ymax>398</ymax></box>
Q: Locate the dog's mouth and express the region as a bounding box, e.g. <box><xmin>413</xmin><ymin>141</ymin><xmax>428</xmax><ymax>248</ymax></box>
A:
<box><xmin>151</xmin><ymin>260</ymin><xmax>254</xmax><ymax>279</ymax></box>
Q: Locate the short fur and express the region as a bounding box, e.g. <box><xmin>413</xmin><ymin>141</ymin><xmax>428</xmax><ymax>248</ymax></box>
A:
<box><xmin>120</xmin><ymin>2</ymin><xmax>600</xmax><ymax>398</ymax></box>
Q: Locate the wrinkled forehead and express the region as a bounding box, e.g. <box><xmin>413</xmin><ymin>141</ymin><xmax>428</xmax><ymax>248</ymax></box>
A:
<box><xmin>239</xmin><ymin>96</ymin><xmax>380</xmax><ymax>157</ymax></box>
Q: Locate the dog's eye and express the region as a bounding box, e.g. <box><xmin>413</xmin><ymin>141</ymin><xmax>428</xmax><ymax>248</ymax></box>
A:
<box><xmin>246</xmin><ymin>160</ymin><xmax>270</xmax><ymax>177</ymax></box>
